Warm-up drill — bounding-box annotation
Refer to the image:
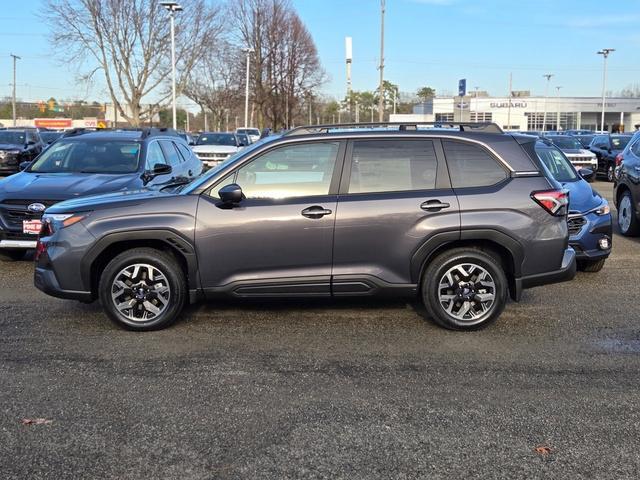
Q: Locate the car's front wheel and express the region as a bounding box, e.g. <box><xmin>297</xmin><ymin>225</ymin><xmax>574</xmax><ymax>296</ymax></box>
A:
<box><xmin>99</xmin><ymin>248</ymin><xmax>186</xmax><ymax>331</ymax></box>
<box><xmin>0</xmin><ymin>249</ymin><xmax>25</xmax><ymax>261</ymax></box>
<box><xmin>618</xmin><ymin>190</ymin><xmax>640</xmax><ymax>236</ymax></box>
<box><xmin>421</xmin><ymin>248</ymin><xmax>508</xmax><ymax>331</ymax></box>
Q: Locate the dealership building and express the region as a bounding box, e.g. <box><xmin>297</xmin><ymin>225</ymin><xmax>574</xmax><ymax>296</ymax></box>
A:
<box><xmin>390</xmin><ymin>96</ymin><xmax>640</xmax><ymax>132</ymax></box>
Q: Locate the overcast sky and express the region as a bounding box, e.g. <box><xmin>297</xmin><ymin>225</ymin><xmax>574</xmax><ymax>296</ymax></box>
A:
<box><xmin>0</xmin><ymin>0</ymin><xmax>638</xmax><ymax>105</ymax></box>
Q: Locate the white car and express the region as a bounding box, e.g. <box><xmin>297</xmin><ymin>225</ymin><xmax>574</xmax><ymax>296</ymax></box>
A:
<box><xmin>236</xmin><ymin>128</ymin><xmax>261</xmax><ymax>144</ymax></box>
<box><xmin>192</xmin><ymin>132</ymin><xmax>247</xmax><ymax>169</ymax></box>
<box><xmin>545</xmin><ymin>135</ymin><xmax>598</xmax><ymax>172</ymax></box>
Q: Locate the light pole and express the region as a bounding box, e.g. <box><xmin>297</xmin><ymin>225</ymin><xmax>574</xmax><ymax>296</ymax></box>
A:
<box><xmin>242</xmin><ymin>47</ymin><xmax>254</xmax><ymax>128</ymax></box>
<box><xmin>473</xmin><ymin>86</ymin><xmax>479</xmax><ymax>121</ymax></box>
<box><xmin>10</xmin><ymin>54</ymin><xmax>20</xmax><ymax>127</ymax></box>
<box><xmin>377</xmin><ymin>0</ymin><xmax>385</xmax><ymax>121</ymax></box>
<box><xmin>597</xmin><ymin>48</ymin><xmax>615</xmax><ymax>133</ymax></box>
<box><xmin>542</xmin><ymin>73</ymin><xmax>553</xmax><ymax>132</ymax></box>
<box><xmin>555</xmin><ymin>86</ymin><xmax>562</xmax><ymax>130</ymax></box>
<box><xmin>160</xmin><ymin>1</ymin><xmax>182</xmax><ymax>131</ymax></box>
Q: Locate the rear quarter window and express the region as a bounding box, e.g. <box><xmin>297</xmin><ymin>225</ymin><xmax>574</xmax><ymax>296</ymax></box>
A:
<box><xmin>442</xmin><ymin>140</ymin><xmax>508</xmax><ymax>188</ymax></box>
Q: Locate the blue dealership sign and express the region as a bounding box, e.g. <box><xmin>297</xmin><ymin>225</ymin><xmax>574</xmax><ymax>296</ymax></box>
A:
<box><xmin>458</xmin><ymin>79</ymin><xmax>466</xmax><ymax>97</ymax></box>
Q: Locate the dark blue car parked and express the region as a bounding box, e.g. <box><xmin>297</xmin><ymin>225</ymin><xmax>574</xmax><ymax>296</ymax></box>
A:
<box><xmin>0</xmin><ymin>128</ymin><xmax>202</xmax><ymax>260</ymax></box>
<box><xmin>536</xmin><ymin>140</ymin><xmax>612</xmax><ymax>272</ymax></box>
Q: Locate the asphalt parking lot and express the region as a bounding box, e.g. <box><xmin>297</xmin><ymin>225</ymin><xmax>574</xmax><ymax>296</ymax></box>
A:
<box><xmin>1</xmin><ymin>180</ymin><xmax>639</xmax><ymax>479</ymax></box>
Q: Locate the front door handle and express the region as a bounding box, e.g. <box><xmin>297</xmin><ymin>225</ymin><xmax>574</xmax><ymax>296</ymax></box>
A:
<box><xmin>420</xmin><ymin>200</ymin><xmax>450</xmax><ymax>212</ymax></box>
<box><xmin>301</xmin><ymin>206</ymin><xmax>333</xmax><ymax>219</ymax></box>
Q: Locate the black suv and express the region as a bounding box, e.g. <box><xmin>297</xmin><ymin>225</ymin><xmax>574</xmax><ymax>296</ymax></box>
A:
<box><xmin>589</xmin><ymin>133</ymin><xmax>633</xmax><ymax>182</ymax></box>
<box><xmin>0</xmin><ymin>128</ymin><xmax>45</xmax><ymax>175</ymax></box>
<box><xmin>0</xmin><ymin>128</ymin><xmax>202</xmax><ymax>260</ymax></box>
<box><xmin>34</xmin><ymin>122</ymin><xmax>576</xmax><ymax>331</ymax></box>
<box><xmin>614</xmin><ymin>131</ymin><xmax>640</xmax><ymax>235</ymax></box>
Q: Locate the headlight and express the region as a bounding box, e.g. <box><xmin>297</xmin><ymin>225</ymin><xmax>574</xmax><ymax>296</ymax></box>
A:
<box><xmin>594</xmin><ymin>204</ymin><xmax>610</xmax><ymax>216</ymax></box>
<box><xmin>41</xmin><ymin>213</ymin><xmax>89</xmax><ymax>235</ymax></box>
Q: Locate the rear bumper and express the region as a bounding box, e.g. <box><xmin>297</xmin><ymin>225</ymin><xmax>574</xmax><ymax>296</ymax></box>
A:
<box><xmin>34</xmin><ymin>266</ymin><xmax>93</xmax><ymax>302</ymax></box>
<box><xmin>513</xmin><ymin>247</ymin><xmax>576</xmax><ymax>300</ymax></box>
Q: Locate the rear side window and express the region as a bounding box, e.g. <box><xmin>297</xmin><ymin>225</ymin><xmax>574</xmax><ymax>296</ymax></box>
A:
<box><xmin>631</xmin><ymin>138</ymin><xmax>640</xmax><ymax>157</ymax></box>
<box><xmin>348</xmin><ymin>140</ymin><xmax>437</xmax><ymax>193</ymax></box>
<box><xmin>176</xmin><ymin>143</ymin><xmax>194</xmax><ymax>162</ymax></box>
<box><xmin>442</xmin><ymin>141</ymin><xmax>507</xmax><ymax>188</ymax></box>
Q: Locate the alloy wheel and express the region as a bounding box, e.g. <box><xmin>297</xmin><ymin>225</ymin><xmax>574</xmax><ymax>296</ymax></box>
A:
<box><xmin>111</xmin><ymin>263</ymin><xmax>171</xmax><ymax>322</ymax></box>
<box><xmin>438</xmin><ymin>263</ymin><xmax>496</xmax><ymax>324</ymax></box>
<box><xmin>619</xmin><ymin>195</ymin><xmax>632</xmax><ymax>233</ymax></box>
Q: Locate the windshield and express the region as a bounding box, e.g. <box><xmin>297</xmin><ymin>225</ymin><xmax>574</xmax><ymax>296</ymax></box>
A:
<box><xmin>40</xmin><ymin>132</ymin><xmax>63</xmax><ymax>143</ymax></box>
<box><xmin>611</xmin><ymin>136</ymin><xmax>631</xmax><ymax>149</ymax></box>
<box><xmin>196</xmin><ymin>133</ymin><xmax>237</xmax><ymax>146</ymax></box>
<box><xmin>548</xmin><ymin>136</ymin><xmax>582</xmax><ymax>150</ymax></box>
<box><xmin>536</xmin><ymin>145</ymin><xmax>578</xmax><ymax>183</ymax></box>
<box><xmin>0</xmin><ymin>131</ymin><xmax>26</xmax><ymax>145</ymax></box>
<box><xmin>237</xmin><ymin>128</ymin><xmax>260</xmax><ymax>136</ymax></box>
<box><xmin>182</xmin><ymin>135</ymin><xmax>281</xmax><ymax>194</ymax></box>
<box><xmin>29</xmin><ymin>139</ymin><xmax>141</xmax><ymax>173</ymax></box>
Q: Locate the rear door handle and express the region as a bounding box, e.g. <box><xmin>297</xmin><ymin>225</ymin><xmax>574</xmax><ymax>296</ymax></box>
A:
<box><xmin>420</xmin><ymin>200</ymin><xmax>450</xmax><ymax>212</ymax></box>
<box><xmin>301</xmin><ymin>206</ymin><xmax>333</xmax><ymax>219</ymax></box>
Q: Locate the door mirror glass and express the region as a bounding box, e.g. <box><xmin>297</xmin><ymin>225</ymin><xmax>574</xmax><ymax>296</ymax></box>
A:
<box><xmin>218</xmin><ymin>183</ymin><xmax>244</xmax><ymax>204</ymax></box>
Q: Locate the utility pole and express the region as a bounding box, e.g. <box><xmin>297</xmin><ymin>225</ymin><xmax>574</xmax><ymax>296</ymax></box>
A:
<box><xmin>542</xmin><ymin>73</ymin><xmax>554</xmax><ymax>132</ymax></box>
<box><xmin>377</xmin><ymin>0</ymin><xmax>385</xmax><ymax>122</ymax></box>
<box><xmin>10</xmin><ymin>54</ymin><xmax>20</xmax><ymax>127</ymax></box>
<box><xmin>597</xmin><ymin>48</ymin><xmax>615</xmax><ymax>133</ymax></box>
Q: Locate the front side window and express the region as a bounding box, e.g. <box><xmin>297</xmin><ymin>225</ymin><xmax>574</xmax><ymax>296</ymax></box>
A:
<box><xmin>535</xmin><ymin>145</ymin><xmax>578</xmax><ymax>183</ymax></box>
<box><xmin>30</xmin><ymin>139</ymin><xmax>141</xmax><ymax>173</ymax></box>
<box><xmin>234</xmin><ymin>142</ymin><xmax>339</xmax><ymax>199</ymax></box>
<box><xmin>348</xmin><ymin>140</ymin><xmax>437</xmax><ymax>194</ymax></box>
<box><xmin>145</xmin><ymin>142</ymin><xmax>167</xmax><ymax>170</ymax></box>
<box><xmin>443</xmin><ymin>140</ymin><xmax>507</xmax><ymax>188</ymax></box>
<box><xmin>611</xmin><ymin>136</ymin><xmax>630</xmax><ymax>150</ymax></box>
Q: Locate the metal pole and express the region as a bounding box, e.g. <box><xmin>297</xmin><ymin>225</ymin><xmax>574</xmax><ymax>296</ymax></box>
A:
<box><xmin>10</xmin><ymin>54</ymin><xmax>20</xmax><ymax>127</ymax></box>
<box><xmin>542</xmin><ymin>73</ymin><xmax>553</xmax><ymax>132</ymax></box>
<box><xmin>308</xmin><ymin>101</ymin><xmax>312</xmax><ymax>125</ymax></box>
<box><xmin>170</xmin><ymin>12</ymin><xmax>177</xmax><ymax>130</ymax></box>
<box><xmin>598</xmin><ymin>49</ymin><xmax>614</xmax><ymax>133</ymax></box>
<box><xmin>225</xmin><ymin>110</ymin><xmax>229</xmax><ymax>132</ymax></box>
<box><xmin>377</xmin><ymin>0</ymin><xmax>385</xmax><ymax>121</ymax></box>
<box><xmin>243</xmin><ymin>49</ymin><xmax>252</xmax><ymax>128</ymax></box>
<box><xmin>507</xmin><ymin>73</ymin><xmax>512</xmax><ymax>130</ymax></box>
<box><xmin>393</xmin><ymin>87</ymin><xmax>397</xmax><ymax>115</ymax></box>
<box><xmin>355</xmin><ymin>101</ymin><xmax>359</xmax><ymax>123</ymax></box>
<box><xmin>555</xmin><ymin>86</ymin><xmax>562</xmax><ymax>130</ymax></box>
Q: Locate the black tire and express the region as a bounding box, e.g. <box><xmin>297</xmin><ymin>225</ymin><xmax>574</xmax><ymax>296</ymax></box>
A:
<box><xmin>98</xmin><ymin>248</ymin><xmax>186</xmax><ymax>331</ymax></box>
<box><xmin>606</xmin><ymin>165</ymin><xmax>615</xmax><ymax>182</ymax></box>
<box><xmin>617</xmin><ymin>190</ymin><xmax>640</xmax><ymax>236</ymax></box>
<box><xmin>578</xmin><ymin>258</ymin><xmax>606</xmax><ymax>273</ymax></box>
<box><xmin>0</xmin><ymin>249</ymin><xmax>25</xmax><ymax>261</ymax></box>
<box><xmin>421</xmin><ymin>248</ymin><xmax>508</xmax><ymax>331</ymax></box>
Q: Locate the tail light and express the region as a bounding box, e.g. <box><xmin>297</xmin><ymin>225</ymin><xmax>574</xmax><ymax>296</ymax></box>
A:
<box><xmin>615</xmin><ymin>153</ymin><xmax>624</xmax><ymax>167</ymax></box>
<box><xmin>531</xmin><ymin>189</ymin><xmax>569</xmax><ymax>216</ymax></box>
<box><xmin>34</xmin><ymin>239</ymin><xmax>47</xmax><ymax>262</ymax></box>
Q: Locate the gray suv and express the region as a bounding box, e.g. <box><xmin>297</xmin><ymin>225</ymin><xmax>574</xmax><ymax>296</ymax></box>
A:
<box><xmin>34</xmin><ymin>123</ymin><xmax>576</xmax><ymax>331</ymax></box>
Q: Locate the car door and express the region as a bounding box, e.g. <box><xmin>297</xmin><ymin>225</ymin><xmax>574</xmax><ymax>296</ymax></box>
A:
<box><xmin>195</xmin><ymin>140</ymin><xmax>344</xmax><ymax>295</ymax></box>
<box><xmin>331</xmin><ymin>138</ymin><xmax>460</xmax><ymax>293</ymax></box>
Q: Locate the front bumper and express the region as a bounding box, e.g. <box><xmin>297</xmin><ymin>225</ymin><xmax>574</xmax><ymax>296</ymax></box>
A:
<box><xmin>34</xmin><ymin>266</ymin><xmax>92</xmax><ymax>301</ymax></box>
<box><xmin>568</xmin><ymin>211</ymin><xmax>613</xmax><ymax>262</ymax></box>
<box><xmin>513</xmin><ymin>247</ymin><xmax>576</xmax><ymax>300</ymax></box>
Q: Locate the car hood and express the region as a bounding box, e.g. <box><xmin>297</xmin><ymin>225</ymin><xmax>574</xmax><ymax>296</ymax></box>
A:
<box><xmin>192</xmin><ymin>145</ymin><xmax>238</xmax><ymax>153</ymax></box>
<box><xmin>562</xmin><ymin>149</ymin><xmax>594</xmax><ymax>156</ymax></box>
<box><xmin>0</xmin><ymin>143</ymin><xmax>24</xmax><ymax>150</ymax></box>
<box><xmin>561</xmin><ymin>179</ymin><xmax>603</xmax><ymax>213</ymax></box>
<box><xmin>46</xmin><ymin>188</ymin><xmax>172</xmax><ymax>213</ymax></box>
<box><xmin>0</xmin><ymin>172</ymin><xmax>140</xmax><ymax>201</ymax></box>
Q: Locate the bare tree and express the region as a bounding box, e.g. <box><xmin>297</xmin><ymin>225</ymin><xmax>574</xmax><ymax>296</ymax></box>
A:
<box><xmin>231</xmin><ymin>0</ymin><xmax>324</xmax><ymax>129</ymax></box>
<box><xmin>42</xmin><ymin>0</ymin><xmax>224</xmax><ymax>126</ymax></box>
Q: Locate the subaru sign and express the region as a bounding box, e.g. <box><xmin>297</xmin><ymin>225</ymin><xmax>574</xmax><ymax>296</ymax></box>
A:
<box><xmin>458</xmin><ymin>79</ymin><xmax>467</xmax><ymax>97</ymax></box>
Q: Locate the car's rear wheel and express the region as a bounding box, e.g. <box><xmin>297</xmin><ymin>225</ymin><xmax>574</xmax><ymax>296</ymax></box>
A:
<box><xmin>0</xmin><ymin>249</ymin><xmax>25</xmax><ymax>261</ymax></box>
<box><xmin>99</xmin><ymin>248</ymin><xmax>186</xmax><ymax>331</ymax></box>
<box><xmin>421</xmin><ymin>248</ymin><xmax>508</xmax><ymax>331</ymax></box>
<box><xmin>578</xmin><ymin>258</ymin><xmax>606</xmax><ymax>273</ymax></box>
<box><xmin>618</xmin><ymin>190</ymin><xmax>640</xmax><ymax>236</ymax></box>
<box><xmin>607</xmin><ymin>165</ymin><xmax>615</xmax><ymax>182</ymax></box>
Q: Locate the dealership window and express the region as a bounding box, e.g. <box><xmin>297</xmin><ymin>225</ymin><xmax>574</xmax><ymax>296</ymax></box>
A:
<box><xmin>348</xmin><ymin>140</ymin><xmax>438</xmax><ymax>194</ymax></box>
<box><xmin>470</xmin><ymin>112</ymin><xmax>492</xmax><ymax>122</ymax></box>
<box><xmin>526</xmin><ymin>112</ymin><xmax>578</xmax><ymax>131</ymax></box>
<box><xmin>235</xmin><ymin>142</ymin><xmax>339</xmax><ymax>199</ymax></box>
<box><xmin>442</xmin><ymin>140</ymin><xmax>507</xmax><ymax>188</ymax></box>
<box><xmin>435</xmin><ymin>113</ymin><xmax>454</xmax><ymax>123</ymax></box>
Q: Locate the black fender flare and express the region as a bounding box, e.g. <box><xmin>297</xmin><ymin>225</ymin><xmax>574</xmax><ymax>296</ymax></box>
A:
<box><xmin>80</xmin><ymin>229</ymin><xmax>199</xmax><ymax>292</ymax></box>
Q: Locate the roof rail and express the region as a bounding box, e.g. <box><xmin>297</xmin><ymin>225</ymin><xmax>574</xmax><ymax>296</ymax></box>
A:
<box><xmin>284</xmin><ymin>121</ymin><xmax>504</xmax><ymax>136</ymax></box>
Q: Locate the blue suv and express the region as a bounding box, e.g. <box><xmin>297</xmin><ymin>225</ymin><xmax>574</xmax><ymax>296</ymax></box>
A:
<box><xmin>0</xmin><ymin>128</ymin><xmax>202</xmax><ymax>260</ymax></box>
<box><xmin>536</xmin><ymin>140</ymin><xmax>612</xmax><ymax>272</ymax></box>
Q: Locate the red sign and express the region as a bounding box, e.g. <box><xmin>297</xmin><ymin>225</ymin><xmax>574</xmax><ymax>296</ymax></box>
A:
<box><xmin>34</xmin><ymin>118</ymin><xmax>72</xmax><ymax>129</ymax></box>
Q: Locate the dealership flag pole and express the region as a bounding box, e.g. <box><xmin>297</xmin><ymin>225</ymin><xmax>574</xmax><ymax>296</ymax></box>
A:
<box><xmin>597</xmin><ymin>49</ymin><xmax>614</xmax><ymax>133</ymax></box>
<box><xmin>542</xmin><ymin>74</ymin><xmax>553</xmax><ymax>132</ymax></box>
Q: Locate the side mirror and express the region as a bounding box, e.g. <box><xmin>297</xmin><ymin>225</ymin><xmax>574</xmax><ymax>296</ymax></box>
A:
<box><xmin>19</xmin><ymin>161</ymin><xmax>30</xmax><ymax>171</ymax></box>
<box><xmin>27</xmin><ymin>140</ymin><xmax>36</xmax><ymax>146</ymax></box>
<box><xmin>579</xmin><ymin>168</ymin><xmax>595</xmax><ymax>181</ymax></box>
<box><xmin>218</xmin><ymin>183</ymin><xmax>244</xmax><ymax>204</ymax></box>
<box><xmin>143</xmin><ymin>163</ymin><xmax>172</xmax><ymax>183</ymax></box>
